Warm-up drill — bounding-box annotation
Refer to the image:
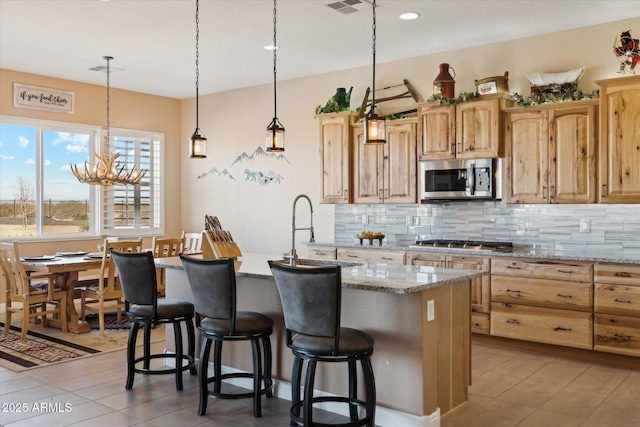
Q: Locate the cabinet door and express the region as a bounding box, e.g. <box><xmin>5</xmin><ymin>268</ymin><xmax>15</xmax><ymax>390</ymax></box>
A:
<box><xmin>418</xmin><ymin>104</ymin><xmax>456</xmax><ymax>160</ymax></box>
<box><xmin>448</xmin><ymin>255</ymin><xmax>490</xmax><ymax>313</ymax></box>
<box><xmin>597</xmin><ymin>76</ymin><xmax>640</xmax><ymax>203</ymax></box>
<box><xmin>407</xmin><ymin>252</ymin><xmax>446</xmax><ymax>267</ymax></box>
<box><xmin>352</xmin><ymin>126</ymin><xmax>384</xmax><ymax>203</ymax></box>
<box><xmin>504</xmin><ymin>109</ymin><xmax>549</xmax><ymax>203</ymax></box>
<box><xmin>385</xmin><ymin>120</ymin><xmax>417</xmax><ymax>203</ymax></box>
<box><xmin>318</xmin><ymin>112</ymin><xmax>353</xmax><ymax>204</ymax></box>
<box><xmin>456</xmin><ymin>97</ymin><xmax>502</xmax><ymax>158</ymax></box>
<box><xmin>549</xmin><ymin>102</ymin><xmax>597</xmax><ymax>203</ymax></box>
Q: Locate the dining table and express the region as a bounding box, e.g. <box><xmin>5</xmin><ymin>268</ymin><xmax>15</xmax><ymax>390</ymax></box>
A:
<box><xmin>21</xmin><ymin>251</ymin><xmax>104</xmax><ymax>334</ymax></box>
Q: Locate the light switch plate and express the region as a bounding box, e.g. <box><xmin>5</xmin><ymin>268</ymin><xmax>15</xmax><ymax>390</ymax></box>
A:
<box><xmin>427</xmin><ymin>300</ymin><xmax>435</xmax><ymax>321</ymax></box>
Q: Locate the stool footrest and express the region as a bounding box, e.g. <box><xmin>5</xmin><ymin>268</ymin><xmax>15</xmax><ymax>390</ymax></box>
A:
<box><xmin>206</xmin><ymin>372</ymin><xmax>273</xmax><ymax>400</ymax></box>
<box><xmin>133</xmin><ymin>353</ymin><xmax>196</xmax><ymax>375</ymax></box>
<box><xmin>290</xmin><ymin>396</ymin><xmax>370</xmax><ymax>427</ymax></box>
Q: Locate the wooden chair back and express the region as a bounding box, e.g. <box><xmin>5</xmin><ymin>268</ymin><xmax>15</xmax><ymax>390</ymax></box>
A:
<box><xmin>152</xmin><ymin>236</ymin><xmax>185</xmax><ymax>295</ymax></box>
<box><xmin>182</xmin><ymin>232</ymin><xmax>203</xmax><ymax>253</ymax></box>
<box><xmin>0</xmin><ymin>241</ymin><xmax>42</xmax><ymax>300</ymax></box>
<box><xmin>99</xmin><ymin>238</ymin><xmax>143</xmax><ymax>297</ymax></box>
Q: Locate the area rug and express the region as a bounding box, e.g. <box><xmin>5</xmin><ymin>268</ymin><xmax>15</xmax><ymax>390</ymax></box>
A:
<box><xmin>85</xmin><ymin>313</ymin><xmax>132</xmax><ymax>330</ymax></box>
<box><xmin>0</xmin><ymin>320</ymin><xmax>165</xmax><ymax>372</ymax></box>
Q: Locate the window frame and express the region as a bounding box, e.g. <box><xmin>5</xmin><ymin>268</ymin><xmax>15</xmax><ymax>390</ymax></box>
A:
<box><xmin>0</xmin><ymin>115</ymin><xmax>165</xmax><ymax>241</ymax></box>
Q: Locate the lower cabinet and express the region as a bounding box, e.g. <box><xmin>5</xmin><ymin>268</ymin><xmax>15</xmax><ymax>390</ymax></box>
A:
<box><xmin>307</xmin><ymin>247</ymin><xmax>337</xmax><ymax>260</ymax></box>
<box><xmin>408</xmin><ymin>252</ymin><xmax>491</xmax><ymax>334</ymax></box>
<box><xmin>337</xmin><ymin>248</ymin><xmax>406</xmax><ymax>264</ymax></box>
<box><xmin>594</xmin><ymin>263</ymin><xmax>640</xmax><ymax>357</ymax></box>
<box><xmin>490</xmin><ymin>257</ymin><xmax>594</xmax><ymax>349</ymax></box>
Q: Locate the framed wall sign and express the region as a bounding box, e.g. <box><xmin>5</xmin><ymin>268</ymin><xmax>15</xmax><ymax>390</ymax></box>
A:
<box><xmin>13</xmin><ymin>83</ymin><xmax>75</xmax><ymax>114</ymax></box>
<box><xmin>477</xmin><ymin>80</ymin><xmax>498</xmax><ymax>95</ymax></box>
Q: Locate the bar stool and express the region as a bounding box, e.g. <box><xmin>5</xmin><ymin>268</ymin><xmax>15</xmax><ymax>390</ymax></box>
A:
<box><xmin>180</xmin><ymin>255</ymin><xmax>274</xmax><ymax>417</ymax></box>
<box><xmin>111</xmin><ymin>250</ymin><xmax>196</xmax><ymax>391</ymax></box>
<box><xmin>268</xmin><ymin>261</ymin><xmax>376</xmax><ymax>427</ymax></box>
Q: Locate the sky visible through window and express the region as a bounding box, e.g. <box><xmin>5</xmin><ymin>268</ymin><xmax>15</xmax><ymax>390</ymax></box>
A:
<box><xmin>0</xmin><ymin>123</ymin><xmax>91</xmax><ymax>202</ymax></box>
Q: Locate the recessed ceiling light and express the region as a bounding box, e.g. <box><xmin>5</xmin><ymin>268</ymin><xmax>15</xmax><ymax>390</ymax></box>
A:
<box><xmin>400</xmin><ymin>12</ymin><xmax>420</xmax><ymax>20</ymax></box>
<box><xmin>263</xmin><ymin>45</ymin><xmax>279</xmax><ymax>51</ymax></box>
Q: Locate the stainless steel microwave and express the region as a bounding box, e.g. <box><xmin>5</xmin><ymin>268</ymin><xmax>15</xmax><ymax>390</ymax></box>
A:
<box><xmin>419</xmin><ymin>158</ymin><xmax>502</xmax><ymax>201</ymax></box>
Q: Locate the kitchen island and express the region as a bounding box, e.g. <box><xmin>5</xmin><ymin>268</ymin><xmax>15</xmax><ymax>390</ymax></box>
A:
<box><xmin>156</xmin><ymin>253</ymin><xmax>488</xmax><ymax>427</ymax></box>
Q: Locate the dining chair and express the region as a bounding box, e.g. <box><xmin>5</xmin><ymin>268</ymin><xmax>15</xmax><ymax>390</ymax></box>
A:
<box><xmin>268</xmin><ymin>261</ymin><xmax>376</xmax><ymax>427</ymax></box>
<box><xmin>111</xmin><ymin>249</ymin><xmax>196</xmax><ymax>390</ymax></box>
<box><xmin>0</xmin><ymin>241</ymin><xmax>68</xmax><ymax>340</ymax></box>
<box><xmin>180</xmin><ymin>255</ymin><xmax>274</xmax><ymax>417</ymax></box>
<box><xmin>79</xmin><ymin>238</ymin><xmax>142</xmax><ymax>336</ymax></box>
<box><xmin>151</xmin><ymin>236</ymin><xmax>185</xmax><ymax>296</ymax></box>
<box><xmin>182</xmin><ymin>231</ymin><xmax>203</xmax><ymax>253</ymax></box>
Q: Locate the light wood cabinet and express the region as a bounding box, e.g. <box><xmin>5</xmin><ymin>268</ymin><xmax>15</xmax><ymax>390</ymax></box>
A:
<box><xmin>307</xmin><ymin>247</ymin><xmax>337</xmax><ymax>260</ymax></box>
<box><xmin>417</xmin><ymin>94</ymin><xmax>511</xmax><ymax>161</ymax></box>
<box><xmin>408</xmin><ymin>252</ymin><xmax>491</xmax><ymax>334</ymax></box>
<box><xmin>490</xmin><ymin>257</ymin><xmax>594</xmax><ymax>349</ymax></box>
<box><xmin>318</xmin><ymin>112</ymin><xmax>356</xmax><ymax>204</ymax></box>
<box><xmin>594</xmin><ymin>263</ymin><xmax>640</xmax><ymax>356</ymax></box>
<box><xmin>337</xmin><ymin>248</ymin><xmax>406</xmax><ymax>264</ymax></box>
<box><xmin>596</xmin><ymin>75</ymin><xmax>640</xmax><ymax>203</ymax></box>
<box><xmin>352</xmin><ymin>119</ymin><xmax>417</xmax><ymax>204</ymax></box>
<box><xmin>504</xmin><ymin>100</ymin><xmax>598</xmax><ymax>204</ymax></box>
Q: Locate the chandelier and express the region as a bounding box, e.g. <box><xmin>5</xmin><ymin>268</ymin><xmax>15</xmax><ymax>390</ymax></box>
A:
<box><xmin>71</xmin><ymin>56</ymin><xmax>147</xmax><ymax>185</ymax></box>
<box><xmin>189</xmin><ymin>0</ymin><xmax>207</xmax><ymax>158</ymax></box>
<box><xmin>265</xmin><ymin>0</ymin><xmax>285</xmax><ymax>152</ymax></box>
<box><xmin>364</xmin><ymin>0</ymin><xmax>386</xmax><ymax>145</ymax></box>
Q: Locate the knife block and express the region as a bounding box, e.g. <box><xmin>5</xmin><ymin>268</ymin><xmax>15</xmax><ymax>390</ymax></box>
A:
<box><xmin>202</xmin><ymin>230</ymin><xmax>242</xmax><ymax>260</ymax></box>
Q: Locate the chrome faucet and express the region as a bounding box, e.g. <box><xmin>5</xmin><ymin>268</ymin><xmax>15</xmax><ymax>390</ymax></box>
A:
<box><xmin>283</xmin><ymin>194</ymin><xmax>315</xmax><ymax>265</ymax></box>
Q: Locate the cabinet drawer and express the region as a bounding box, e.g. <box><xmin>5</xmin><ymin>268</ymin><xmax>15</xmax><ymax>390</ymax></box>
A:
<box><xmin>492</xmin><ymin>275</ymin><xmax>592</xmax><ymax>311</ymax></box>
<box><xmin>595</xmin><ymin>263</ymin><xmax>640</xmax><ymax>286</ymax></box>
<box><xmin>471</xmin><ymin>312</ymin><xmax>490</xmax><ymax>334</ymax></box>
<box><xmin>594</xmin><ymin>313</ymin><xmax>640</xmax><ymax>357</ymax></box>
<box><xmin>337</xmin><ymin>248</ymin><xmax>405</xmax><ymax>264</ymax></box>
<box><xmin>594</xmin><ymin>283</ymin><xmax>640</xmax><ymax>317</ymax></box>
<box><xmin>307</xmin><ymin>247</ymin><xmax>337</xmax><ymax>260</ymax></box>
<box><xmin>491</xmin><ymin>258</ymin><xmax>592</xmax><ymax>282</ymax></box>
<box><xmin>491</xmin><ymin>303</ymin><xmax>592</xmax><ymax>349</ymax></box>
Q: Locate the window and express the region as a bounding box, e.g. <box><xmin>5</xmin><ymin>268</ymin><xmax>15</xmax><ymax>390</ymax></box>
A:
<box><xmin>0</xmin><ymin>116</ymin><xmax>164</xmax><ymax>240</ymax></box>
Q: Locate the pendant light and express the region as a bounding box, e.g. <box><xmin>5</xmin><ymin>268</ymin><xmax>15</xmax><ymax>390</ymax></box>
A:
<box><xmin>364</xmin><ymin>0</ymin><xmax>386</xmax><ymax>145</ymax></box>
<box><xmin>265</xmin><ymin>0</ymin><xmax>285</xmax><ymax>152</ymax></box>
<box><xmin>71</xmin><ymin>56</ymin><xmax>147</xmax><ymax>185</ymax></box>
<box><xmin>189</xmin><ymin>0</ymin><xmax>207</xmax><ymax>158</ymax></box>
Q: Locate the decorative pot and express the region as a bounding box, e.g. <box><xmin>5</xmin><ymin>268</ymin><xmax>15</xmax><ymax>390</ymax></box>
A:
<box><xmin>433</xmin><ymin>63</ymin><xmax>456</xmax><ymax>99</ymax></box>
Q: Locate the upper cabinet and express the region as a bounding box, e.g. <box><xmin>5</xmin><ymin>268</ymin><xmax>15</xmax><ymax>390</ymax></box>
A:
<box><xmin>418</xmin><ymin>94</ymin><xmax>512</xmax><ymax>161</ymax></box>
<box><xmin>318</xmin><ymin>111</ymin><xmax>356</xmax><ymax>204</ymax></box>
<box><xmin>504</xmin><ymin>100</ymin><xmax>598</xmax><ymax>204</ymax></box>
<box><xmin>596</xmin><ymin>75</ymin><xmax>640</xmax><ymax>203</ymax></box>
<box><xmin>352</xmin><ymin>118</ymin><xmax>417</xmax><ymax>204</ymax></box>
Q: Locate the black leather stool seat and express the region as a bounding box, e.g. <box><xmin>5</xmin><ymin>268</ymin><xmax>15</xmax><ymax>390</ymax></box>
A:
<box><xmin>180</xmin><ymin>255</ymin><xmax>274</xmax><ymax>418</ymax></box>
<box><xmin>269</xmin><ymin>261</ymin><xmax>376</xmax><ymax>427</ymax></box>
<box><xmin>111</xmin><ymin>250</ymin><xmax>196</xmax><ymax>392</ymax></box>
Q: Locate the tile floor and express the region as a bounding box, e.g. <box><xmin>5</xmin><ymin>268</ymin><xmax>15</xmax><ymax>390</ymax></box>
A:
<box><xmin>1</xmin><ymin>340</ymin><xmax>639</xmax><ymax>427</ymax></box>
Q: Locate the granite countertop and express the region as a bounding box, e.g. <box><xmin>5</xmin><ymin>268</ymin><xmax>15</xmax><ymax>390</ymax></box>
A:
<box><xmin>308</xmin><ymin>242</ymin><xmax>640</xmax><ymax>265</ymax></box>
<box><xmin>155</xmin><ymin>252</ymin><xmax>487</xmax><ymax>295</ymax></box>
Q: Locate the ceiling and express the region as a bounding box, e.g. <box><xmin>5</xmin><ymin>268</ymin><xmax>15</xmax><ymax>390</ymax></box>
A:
<box><xmin>1</xmin><ymin>0</ymin><xmax>638</xmax><ymax>99</ymax></box>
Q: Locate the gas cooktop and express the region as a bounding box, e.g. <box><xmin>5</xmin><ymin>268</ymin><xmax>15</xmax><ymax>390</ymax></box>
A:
<box><xmin>411</xmin><ymin>239</ymin><xmax>513</xmax><ymax>252</ymax></box>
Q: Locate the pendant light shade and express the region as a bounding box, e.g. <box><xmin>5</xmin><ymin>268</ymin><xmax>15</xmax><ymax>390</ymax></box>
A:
<box><xmin>189</xmin><ymin>0</ymin><xmax>206</xmax><ymax>158</ymax></box>
<box><xmin>265</xmin><ymin>0</ymin><xmax>285</xmax><ymax>152</ymax></box>
<box><xmin>364</xmin><ymin>0</ymin><xmax>386</xmax><ymax>145</ymax></box>
<box><xmin>70</xmin><ymin>56</ymin><xmax>147</xmax><ymax>185</ymax></box>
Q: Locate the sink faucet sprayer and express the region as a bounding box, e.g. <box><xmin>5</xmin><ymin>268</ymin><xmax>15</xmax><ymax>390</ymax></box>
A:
<box><xmin>283</xmin><ymin>194</ymin><xmax>314</xmax><ymax>265</ymax></box>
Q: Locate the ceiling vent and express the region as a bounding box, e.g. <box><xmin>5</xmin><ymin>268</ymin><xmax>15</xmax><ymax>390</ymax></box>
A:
<box><xmin>326</xmin><ymin>0</ymin><xmax>371</xmax><ymax>14</ymax></box>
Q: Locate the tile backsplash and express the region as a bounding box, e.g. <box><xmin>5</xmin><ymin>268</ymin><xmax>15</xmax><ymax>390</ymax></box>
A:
<box><xmin>334</xmin><ymin>203</ymin><xmax>640</xmax><ymax>254</ymax></box>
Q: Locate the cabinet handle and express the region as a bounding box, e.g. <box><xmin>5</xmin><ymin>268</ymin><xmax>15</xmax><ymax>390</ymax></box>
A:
<box><xmin>601</xmin><ymin>184</ymin><xmax>606</xmax><ymax>198</ymax></box>
<box><xmin>439</xmin><ymin>260</ymin><xmax>444</xmax><ymax>268</ymax></box>
<box><xmin>614</xmin><ymin>298</ymin><xmax>632</xmax><ymax>304</ymax></box>
<box><xmin>450</xmin><ymin>143</ymin><xmax>456</xmax><ymax>155</ymax></box>
<box><xmin>457</xmin><ymin>142</ymin><xmax>462</xmax><ymax>154</ymax></box>
<box><xmin>343</xmin><ymin>189</ymin><xmax>349</xmax><ymax>200</ymax></box>
<box><xmin>542</xmin><ymin>186</ymin><xmax>546</xmax><ymax>198</ymax></box>
<box><xmin>378</xmin><ymin>189</ymin><xmax>384</xmax><ymax>200</ymax></box>
<box><xmin>506</xmin><ymin>319</ymin><xmax>520</xmax><ymax>325</ymax></box>
<box><xmin>556</xmin><ymin>293</ymin><xmax>573</xmax><ymax>298</ymax></box>
<box><xmin>613</xmin><ymin>333</ymin><xmax>632</xmax><ymax>342</ymax></box>
<box><xmin>381</xmin><ymin>257</ymin><xmax>393</xmax><ymax>260</ymax></box>
<box><xmin>556</xmin><ymin>269</ymin><xmax>574</xmax><ymax>274</ymax></box>
<box><xmin>347</xmin><ymin>255</ymin><xmax>358</xmax><ymax>258</ymax></box>
<box><xmin>506</xmin><ymin>265</ymin><xmax>521</xmax><ymax>270</ymax></box>
<box><xmin>550</xmin><ymin>186</ymin><xmax>555</xmax><ymax>200</ymax></box>
<box><xmin>506</xmin><ymin>289</ymin><xmax>521</xmax><ymax>295</ymax></box>
<box><xmin>554</xmin><ymin>327</ymin><xmax>572</xmax><ymax>332</ymax></box>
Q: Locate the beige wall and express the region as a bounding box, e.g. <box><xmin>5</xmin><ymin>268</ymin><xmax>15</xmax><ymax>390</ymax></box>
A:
<box><xmin>180</xmin><ymin>17</ymin><xmax>640</xmax><ymax>256</ymax></box>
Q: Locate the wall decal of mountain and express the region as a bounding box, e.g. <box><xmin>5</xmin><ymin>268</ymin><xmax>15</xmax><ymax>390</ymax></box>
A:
<box><xmin>196</xmin><ymin>166</ymin><xmax>235</xmax><ymax>181</ymax></box>
<box><xmin>230</xmin><ymin>146</ymin><xmax>290</xmax><ymax>167</ymax></box>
